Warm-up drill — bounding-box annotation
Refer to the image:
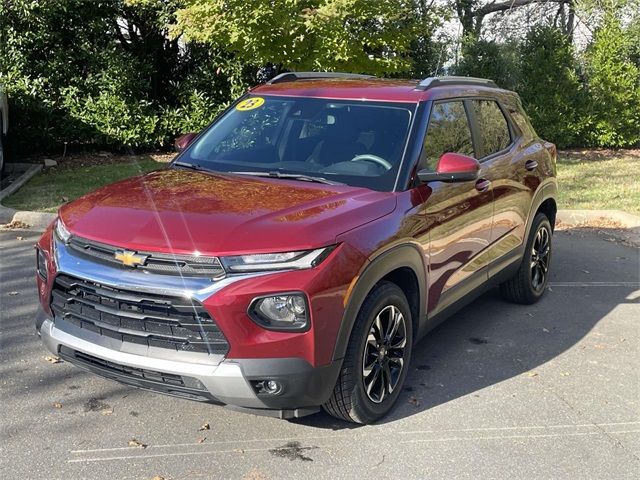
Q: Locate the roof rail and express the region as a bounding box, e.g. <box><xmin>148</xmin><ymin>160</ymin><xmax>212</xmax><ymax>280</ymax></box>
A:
<box><xmin>415</xmin><ymin>76</ymin><xmax>497</xmax><ymax>91</ymax></box>
<box><xmin>267</xmin><ymin>71</ymin><xmax>375</xmax><ymax>85</ymax></box>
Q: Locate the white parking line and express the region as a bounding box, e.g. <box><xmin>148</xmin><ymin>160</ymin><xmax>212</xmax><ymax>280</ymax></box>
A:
<box><xmin>67</xmin><ymin>430</ymin><xmax>640</xmax><ymax>463</ymax></box>
<box><xmin>67</xmin><ymin>421</ymin><xmax>640</xmax><ymax>463</ymax></box>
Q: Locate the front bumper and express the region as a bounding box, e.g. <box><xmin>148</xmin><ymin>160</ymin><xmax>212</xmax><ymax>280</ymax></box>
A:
<box><xmin>37</xmin><ymin>308</ymin><xmax>340</xmax><ymax>418</ymax></box>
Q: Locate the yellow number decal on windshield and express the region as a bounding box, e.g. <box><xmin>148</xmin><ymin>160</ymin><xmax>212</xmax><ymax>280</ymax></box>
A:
<box><xmin>236</xmin><ymin>97</ymin><xmax>265</xmax><ymax>111</ymax></box>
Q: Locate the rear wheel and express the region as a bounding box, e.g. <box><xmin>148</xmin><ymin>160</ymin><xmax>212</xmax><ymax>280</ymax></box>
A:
<box><xmin>323</xmin><ymin>281</ymin><xmax>412</xmax><ymax>424</ymax></box>
<box><xmin>500</xmin><ymin>213</ymin><xmax>552</xmax><ymax>304</ymax></box>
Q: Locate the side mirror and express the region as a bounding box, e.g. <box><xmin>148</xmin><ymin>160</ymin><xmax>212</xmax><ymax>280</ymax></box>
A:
<box><xmin>174</xmin><ymin>132</ymin><xmax>198</xmax><ymax>152</ymax></box>
<box><xmin>417</xmin><ymin>152</ymin><xmax>480</xmax><ymax>183</ymax></box>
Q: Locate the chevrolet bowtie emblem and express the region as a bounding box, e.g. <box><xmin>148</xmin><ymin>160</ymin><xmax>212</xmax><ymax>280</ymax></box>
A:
<box><xmin>114</xmin><ymin>250</ymin><xmax>147</xmax><ymax>267</ymax></box>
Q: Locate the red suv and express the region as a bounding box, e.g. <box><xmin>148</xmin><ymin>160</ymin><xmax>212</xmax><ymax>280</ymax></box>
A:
<box><xmin>35</xmin><ymin>73</ymin><xmax>557</xmax><ymax>424</ymax></box>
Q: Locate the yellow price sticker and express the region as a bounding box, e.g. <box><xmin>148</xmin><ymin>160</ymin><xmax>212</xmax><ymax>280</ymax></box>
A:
<box><xmin>236</xmin><ymin>97</ymin><xmax>265</xmax><ymax>111</ymax></box>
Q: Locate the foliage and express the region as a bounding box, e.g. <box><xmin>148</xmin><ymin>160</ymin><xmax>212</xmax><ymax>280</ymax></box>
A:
<box><xmin>517</xmin><ymin>26</ymin><xmax>586</xmax><ymax>148</ymax></box>
<box><xmin>455</xmin><ymin>39</ymin><xmax>521</xmax><ymax>91</ymax></box>
<box><xmin>0</xmin><ymin>0</ymin><xmax>253</xmax><ymax>153</ymax></box>
<box><xmin>1</xmin><ymin>0</ymin><xmax>639</xmax><ymax>154</ymax></box>
<box><xmin>581</xmin><ymin>15</ymin><xmax>640</xmax><ymax>147</ymax></box>
<box><xmin>171</xmin><ymin>0</ymin><xmax>429</xmax><ymax>75</ymax></box>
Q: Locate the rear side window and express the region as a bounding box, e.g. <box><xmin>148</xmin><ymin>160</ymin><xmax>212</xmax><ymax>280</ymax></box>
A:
<box><xmin>472</xmin><ymin>100</ymin><xmax>511</xmax><ymax>158</ymax></box>
<box><xmin>509</xmin><ymin>107</ymin><xmax>536</xmax><ymax>142</ymax></box>
<box><xmin>421</xmin><ymin>101</ymin><xmax>474</xmax><ymax>171</ymax></box>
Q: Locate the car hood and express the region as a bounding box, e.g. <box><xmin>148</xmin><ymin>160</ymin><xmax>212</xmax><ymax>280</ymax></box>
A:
<box><xmin>58</xmin><ymin>169</ymin><xmax>397</xmax><ymax>256</ymax></box>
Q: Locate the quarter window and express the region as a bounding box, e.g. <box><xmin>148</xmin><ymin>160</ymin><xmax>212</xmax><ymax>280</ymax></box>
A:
<box><xmin>472</xmin><ymin>100</ymin><xmax>511</xmax><ymax>158</ymax></box>
<box><xmin>421</xmin><ymin>101</ymin><xmax>475</xmax><ymax>171</ymax></box>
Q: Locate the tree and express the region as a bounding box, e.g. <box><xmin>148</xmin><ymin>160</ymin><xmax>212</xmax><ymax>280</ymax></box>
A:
<box><xmin>518</xmin><ymin>26</ymin><xmax>585</xmax><ymax>147</ymax></box>
<box><xmin>582</xmin><ymin>14</ymin><xmax>640</xmax><ymax>147</ymax></box>
<box><xmin>455</xmin><ymin>39</ymin><xmax>520</xmax><ymax>90</ymax></box>
<box><xmin>171</xmin><ymin>0</ymin><xmax>434</xmax><ymax>75</ymax></box>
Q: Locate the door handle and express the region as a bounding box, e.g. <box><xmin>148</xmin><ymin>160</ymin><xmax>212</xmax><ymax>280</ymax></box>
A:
<box><xmin>475</xmin><ymin>178</ymin><xmax>491</xmax><ymax>192</ymax></box>
<box><xmin>524</xmin><ymin>160</ymin><xmax>538</xmax><ymax>171</ymax></box>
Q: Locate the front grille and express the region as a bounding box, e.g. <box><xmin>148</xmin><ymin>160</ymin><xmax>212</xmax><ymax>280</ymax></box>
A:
<box><xmin>51</xmin><ymin>274</ymin><xmax>229</xmax><ymax>355</ymax></box>
<box><xmin>58</xmin><ymin>346</ymin><xmax>218</xmax><ymax>403</ymax></box>
<box><xmin>67</xmin><ymin>235</ymin><xmax>225</xmax><ymax>278</ymax></box>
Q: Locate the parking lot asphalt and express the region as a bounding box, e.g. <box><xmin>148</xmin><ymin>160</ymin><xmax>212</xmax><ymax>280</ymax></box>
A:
<box><xmin>1</xmin><ymin>228</ymin><xmax>638</xmax><ymax>480</ymax></box>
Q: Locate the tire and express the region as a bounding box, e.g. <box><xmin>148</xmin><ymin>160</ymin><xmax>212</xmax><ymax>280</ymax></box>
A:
<box><xmin>323</xmin><ymin>281</ymin><xmax>413</xmax><ymax>424</ymax></box>
<box><xmin>500</xmin><ymin>212</ymin><xmax>553</xmax><ymax>304</ymax></box>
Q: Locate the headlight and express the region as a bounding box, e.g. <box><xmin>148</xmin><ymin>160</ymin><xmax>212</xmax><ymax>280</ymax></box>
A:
<box><xmin>54</xmin><ymin>218</ymin><xmax>72</xmax><ymax>243</ymax></box>
<box><xmin>36</xmin><ymin>247</ymin><xmax>48</xmax><ymax>281</ymax></box>
<box><xmin>249</xmin><ymin>293</ymin><xmax>309</xmax><ymax>331</ymax></box>
<box><xmin>221</xmin><ymin>246</ymin><xmax>334</xmax><ymax>273</ymax></box>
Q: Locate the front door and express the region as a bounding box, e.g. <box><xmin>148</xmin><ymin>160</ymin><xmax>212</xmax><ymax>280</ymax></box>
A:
<box><xmin>417</xmin><ymin>100</ymin><xmax>494</xmax><ymax>316</ymax></box>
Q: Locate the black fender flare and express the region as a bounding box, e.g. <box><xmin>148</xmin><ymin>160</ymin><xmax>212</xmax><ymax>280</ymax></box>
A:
<box><xmin>332</xmin><ymin>243</ymin><xmax>427</xmax><ymax>362</ymax></box>
<box><xmin>524</xmin><ymin>180</ymin><xmax>558</xmax><ymax>239</ymax></box>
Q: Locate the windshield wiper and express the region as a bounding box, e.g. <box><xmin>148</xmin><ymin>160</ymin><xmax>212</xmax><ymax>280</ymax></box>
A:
<box><xmin>172</xmin><ymin>161</ymin><xmax>209</xmax><ymax>172</ymax></box>
<box><xmin>231</xmin><ymin>171</ymin><xmax>343</xmax><ymax>185</ymax></box>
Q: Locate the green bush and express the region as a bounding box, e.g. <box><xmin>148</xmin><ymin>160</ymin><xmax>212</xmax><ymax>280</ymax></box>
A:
<box><xmin>456</xmin><ymin>39</ymin><xmax>520</xmax><ymax>91</ymax></box>
<box><xmin>581</xmin><ymin>16</ymin><xmax>640</xmax><ymax>147</ymax></box>
<box><xmin>517</xmin><ymin>26</ymin><xmax>585</xmax><ymax>148</ymax></box>
<box><xmin>0</xmin><ymin>0</ymin><xmax>254</xmax><ymax>154</ymax></box>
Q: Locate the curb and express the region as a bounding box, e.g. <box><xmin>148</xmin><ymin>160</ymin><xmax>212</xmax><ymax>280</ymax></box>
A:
<box><xmin>1</xmin><ymin>209</ymin><xmax>56</xmax><ymax>229</ymax></box>
<box><xmin>556</xmin><ymin>210</ymin><xmax>640</xmax><ymax>228</ymax></box>
<box><xmin>0</xmin><ymin>163</ymin><xmax>42</xmax><ymax>202</ymax></box>
<box><xmin>0</xmin><ymin>162</ymin><xmax>55</xmax><ymax>228</ymax></box>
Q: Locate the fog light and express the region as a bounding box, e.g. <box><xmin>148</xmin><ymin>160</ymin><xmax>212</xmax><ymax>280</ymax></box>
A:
<box><xmin>265</xmin><ymin>380</ymin><xmax>282</xmax><ymax>394</ymax></box>
<box><xmin>249</xmin><ymin>293</ymin><xmax>309</xmax><ymax>331</ymax></box>
<box><xmin>252</xmin><ymin>379</ymin><xmax>283</xmax><ymax>395</ymax></box>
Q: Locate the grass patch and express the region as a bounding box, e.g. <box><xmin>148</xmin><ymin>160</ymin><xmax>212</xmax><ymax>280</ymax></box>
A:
<box><xmin>3</xmin><ymin>155</ymin><xmax>166</xmax><ymax>213</ymax></box>
<box><xmin>557</xmin><ymin>152</ymin><xmax>639</xmax><ymax>215</ymax></box>
<box><xmin>3</xmin><ymin>150</ymin><xmax>639</xmax><ymax>215</ymax></box>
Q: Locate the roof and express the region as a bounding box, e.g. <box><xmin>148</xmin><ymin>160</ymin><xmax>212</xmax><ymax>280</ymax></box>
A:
<box><xmin>250</xmin><ymin>74</ymin><xmax>511</xmax><ymax>103</ymax></box>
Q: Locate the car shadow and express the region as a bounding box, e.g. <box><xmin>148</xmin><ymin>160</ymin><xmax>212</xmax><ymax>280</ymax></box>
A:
<box><xmin>294</xmin><ymin>234</ymin><xmax>639</xmax><ymax>429</ymax></box>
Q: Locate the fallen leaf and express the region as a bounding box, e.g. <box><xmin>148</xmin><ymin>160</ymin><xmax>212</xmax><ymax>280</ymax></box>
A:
<box><xmin>44</xmin><ymin>355</ymin><xmax>61</xmax><ymax>364</ymax></box>
<box><xmin>526</xmin><ymin>372</ymin><xmax>538</xmax><ymax>377</ymax></box>
<box><xmin>243</xmin><ymin>468</ymin><xmax>267</xmax><ymax>480</ymax></box>
<box><xmin>53</xmin><ymin>402</ymin><xmax>63</xmax><ymax>408</ymax></box>
<box><xmin>408</xmin><ymin>396</ymin><xmax>420</xmax><ymax>407</ymax></box>
<box><xmin>128</xmin><ymin>439</ymin><xmax>147</xmax><ymax>449</ymax></box>
<box><xmin>198</xmin><ymin>422</ymin><xmax>210</xmax><ymax>431</ymax></box>
<box><xmin>197</xmin><ymin>437</ymin><xmax>206</xmax><ymax>444</ymax></box>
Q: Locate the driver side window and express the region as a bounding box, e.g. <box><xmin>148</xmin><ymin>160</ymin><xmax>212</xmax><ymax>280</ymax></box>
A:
<box><xmin>420</xmin><ymin>101</ymin><xmax>475</xmax><ymax>171</ymax></box>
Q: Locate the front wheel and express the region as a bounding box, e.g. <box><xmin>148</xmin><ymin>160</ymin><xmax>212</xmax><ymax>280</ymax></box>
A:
<box><xmin>323</xmin><ymin>281</ymin><xmax>413</xmax><ymax>424</ymax></box>
<box><xmin>500</xmin><ymin>213</ymin><xmax>553</xmax><ymax>304</ymax></box>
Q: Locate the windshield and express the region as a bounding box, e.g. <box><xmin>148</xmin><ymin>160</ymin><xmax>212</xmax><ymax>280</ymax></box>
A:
<box><xmin>178</xmin><ymin>95</ymin><xmax>415</xmax><ymax>191</ymax></box>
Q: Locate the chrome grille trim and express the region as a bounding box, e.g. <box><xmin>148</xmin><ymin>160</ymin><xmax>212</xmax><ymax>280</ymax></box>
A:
<box><xmin>67</xmin><ymin>235</ymin><xmax>225</xmax><ymax>278</ymax></box>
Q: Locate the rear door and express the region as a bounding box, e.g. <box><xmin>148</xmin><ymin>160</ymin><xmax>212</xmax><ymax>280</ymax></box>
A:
<box><xmin>468</xmin><ymin>97</ymin><xmax>543</xmax><ymax>276</ymax></box>
<box><xmin>418</xmin><ymin>100</ymin><xmax>494</xmax><ymax>316</ymax></box>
